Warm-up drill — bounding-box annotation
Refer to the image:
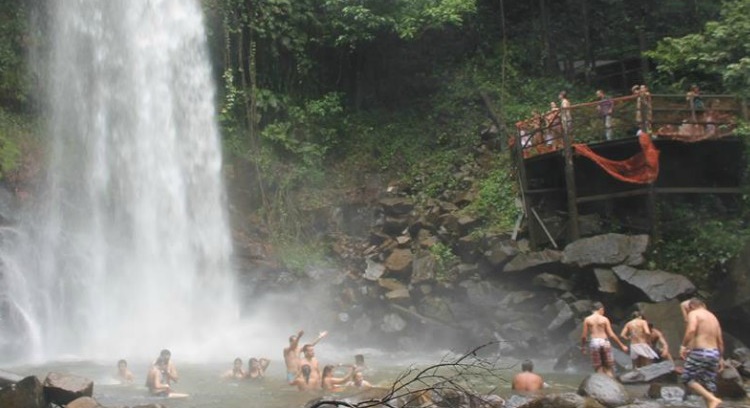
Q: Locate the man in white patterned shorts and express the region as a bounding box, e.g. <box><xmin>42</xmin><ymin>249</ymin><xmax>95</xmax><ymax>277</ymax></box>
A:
<box><xmin>582</xmin><ymin>302</ymin><xmax>628</xmax><ymax>377</ymax></box>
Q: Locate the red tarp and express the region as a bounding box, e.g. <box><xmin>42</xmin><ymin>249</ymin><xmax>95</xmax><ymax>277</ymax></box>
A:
<box><xmin>573</xmin><ymin>133</ymin><xmax>660</xmax><ymax>184</ymax></box>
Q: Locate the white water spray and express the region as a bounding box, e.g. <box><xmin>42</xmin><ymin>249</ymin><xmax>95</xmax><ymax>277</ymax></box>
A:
<box><xmin>0</xmin><ymin>0</ymin><xmax>239</xmax><ymax>363</ymax></box>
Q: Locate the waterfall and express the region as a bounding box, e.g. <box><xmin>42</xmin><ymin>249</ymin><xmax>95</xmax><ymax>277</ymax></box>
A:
<box><xmin>0</xmin><ymin>0</ymin><xmax>238</xmax><ymax>362</ymax></box>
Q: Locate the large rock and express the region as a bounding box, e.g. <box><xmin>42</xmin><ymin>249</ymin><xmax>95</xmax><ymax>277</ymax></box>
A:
<box><xmin>461</xmin><ymin>279</ymin><xmax>505</xmax><ymax>308</ymax></box>
<box><xmin>715</xmin><ymin>242</ymin><xmax>750</xmax><ymax>346</ymax></box>
<box><xmin>0</xmin><ymin>369</ymin><xmax>23</xmax><ymax>389</ymax></box>
<box><xmin>67</xmin><ymin>396</ymin><xmax>104</xmax><ymax>408</ymax></box>
<box><xmin>364</xmin><ymin>257</ymin><xmax>386</xmax><ymax>281</ymax></box>
<box><xmin>647</xmin><ymin>384</ymin><xmax>685</xmax><ymax>402</ymax></box>
<box><xmin>0</xmin><ymin>375</ymin><xmax>46</xmax><ymax>408</ymax></box>
<box><xmin>503</xmin><ymin>249</ymin><xmax>562</xmax><ymax>273</ymax></box>
<box><xmin>520</xmin><ymin>392</ymin><xmax>605</xmax><ymax>408</ymax></box>
<box><xmin>411</xmin><ymin>253</ymin><xmax>437</xmax><ymax>283</ymax></box>
<box><xmin>383</xmin><ymin>249</ymin><xmax>413</xmax><ymax>275</ymax></box>
<box><xmin>563</xmin><ymin>234</ymin><xmax>649</xmax><ymax>267</ymax></box>
<box><xmin>612</xmin><ymin>266</ymin><xmax>695</xmax><ymax>302</ymax></box>
<box><xmin>716</xmin><ymin>366</ymin><xmax>747</xmax><ymax>399</ymax></box>
<box><xmin>547</xmin><ymin>299</ymin><xmax>574</xmax><ymax>331</ymax></box>
<box><xmin>617</xmin><ymin>402</ymin><xmax>663</xmax><ymax>408</ymax></box>
<box><xmin>533</xmin><ymin>273</ymin><xmax>573</xmax><ymax>292</ymax></box>
<box><xmin>43</xmin><ymin>372</ymin><xmax>94</xmax><ymax>406</ymax></box>
<box><xmin>485</xmin><ymin>239</ymin><xmax>520</xmax><ymax>266</ymax></box>
<box><xmin>379</xmin><ymin>197</ymin><xmax>414</xmax><ymax>216</ymax></box>
<box><xmin>594</xmin><ymin>269</ymin><xmax>619</xmax><ymax>294</ymax></box>
<box><xmin>380</xmin><ymin>313</ymin><xmax>407</xmax><ymax>333</ymax></box>
<box><xmin>577</xmin><ymin>373</ymin><xmax>632</xmax><ymax>408</ymax></box>
<box><xmin>619</xmin><ymin>361</ymin><xmax>676</xmax><ymax>383</ymax></box>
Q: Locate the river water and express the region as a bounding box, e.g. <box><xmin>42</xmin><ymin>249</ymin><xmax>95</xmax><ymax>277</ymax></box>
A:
<box><xmin>4</xmin><ymin>351</ymin><xmax>589</xmax><ymax>408</ymax></box>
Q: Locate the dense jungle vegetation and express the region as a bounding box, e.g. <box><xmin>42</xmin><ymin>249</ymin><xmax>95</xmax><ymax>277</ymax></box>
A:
<box><xmin>2</xmin><ymin>0</ymin><xmax>750</xmax><ymax>289</ymax></box>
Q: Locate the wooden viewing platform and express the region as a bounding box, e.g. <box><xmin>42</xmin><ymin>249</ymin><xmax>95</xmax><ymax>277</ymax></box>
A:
<box><xmin>513</xmin><ymin>93</ymin><xmax>748</xmax><ymax>247</ymax></box>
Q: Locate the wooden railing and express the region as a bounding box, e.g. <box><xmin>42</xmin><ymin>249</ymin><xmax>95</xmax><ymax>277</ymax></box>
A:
<box><xmin>514</xmin><ymin>93</ymin><xmax>745</xmax><ymax>158</ymax></box>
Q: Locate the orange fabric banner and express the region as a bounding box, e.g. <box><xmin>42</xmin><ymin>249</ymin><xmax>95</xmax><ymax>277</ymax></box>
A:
<box><xmin>573</xmin><ymin>133</ymin><xmax>660</xmax><ymax>184</ymax></box>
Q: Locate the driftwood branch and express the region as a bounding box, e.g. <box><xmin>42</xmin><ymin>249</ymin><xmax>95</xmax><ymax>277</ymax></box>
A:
<box><xmin>308</xmin><ymin>342</ymin><xmax>513</xmax><ymax>408</ymax></box>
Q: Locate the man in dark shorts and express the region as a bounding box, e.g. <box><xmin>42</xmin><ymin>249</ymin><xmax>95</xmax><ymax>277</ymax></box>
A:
<box><xmin>681</xmin><ymin>298</ymin><xmax>724</xmax><ymax>408</ymax></box>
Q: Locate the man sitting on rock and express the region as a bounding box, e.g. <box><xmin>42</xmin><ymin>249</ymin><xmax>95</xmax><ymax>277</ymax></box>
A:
<box><xmin>512</xmin><ymin>360</ymin><xmax>544</xmax><ymax>392</ymax></box>
<box><xmin>620</xmin><ymin>311</ymin><xmax>659</xmax><ymax>368</ymax></box>
<box><xmin>582</xmin><ymin>302</ymin><xmax>628</xmax><ymax>378</ymax></box>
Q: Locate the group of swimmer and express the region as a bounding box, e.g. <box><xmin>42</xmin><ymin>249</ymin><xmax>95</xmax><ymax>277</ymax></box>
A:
<box><xmin>580</xmin><ymin>298</ymin><xmax>725</xmax><ymax>408</ymax></box>
<box><xmin>115</xmin><ymin>349</ymin><xmax>180</xmax><ymax>397</ymax></box>
<box><xmin>113</xmin><ymin>299</ymin><xmax>724</xmax><ymax>408</ymax></box>
<box><xmin>283</xmin><ymin>330</ymin><xmax>371</xmax><ymax>392</ymax></box>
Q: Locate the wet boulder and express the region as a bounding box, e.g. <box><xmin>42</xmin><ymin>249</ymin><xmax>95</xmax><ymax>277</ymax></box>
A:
<box><xmin>67</xmin><ymin>396</ymin><xmax>104</xmax><ymax>408</ymax></box>
<box><xmin>619</xmin><ymin>361</ymin><xmax>676</xmax><ymax>383</ymax></box>
<box><xmin>647</xmin><ymin>384</ymin><xmax>685</xmax><ymax>403</ymax></box>
<box><xmin>506</xmin><ymin>394</ymin><xmax>534</xmax><ymax>408</ymax></box>
<box><xmin>578</xmin><ymin>373</ymin><xmax>632</xmax><ymax>408</ymax></box>
<box><xmin>716</xmin><ymin>366</ymin><xmax>747</xmax><ymax>399</ymax></box>
<box><xmin>0</xmin><ymin>375</ymin><xmax>46</xmax><ymax>408</ymax></box>
<box><xmin>0</xmin><ymin>369</ymin><xmax>23</xmax><ymax>389</ymax></box>
<box><xmin>411</xmin><ymin>253</ymin><xmax>437</xmax><ymax>283</ymax></box>
<box><xmin>485</xmin><ymin>238</ymin><xmax>519</xmax><ymax>267</ymax></box>
<box><xmin>617</xmin><ymin>401</ymin><xmax>663</xmax><ymax>408</ymax></box>
<box><xmin>612</xmin><ymin>266</ymin><xmax>695</xmax><ymax>302</ymax></box>
<box><xmin>503</xmin><ymin>249</ymin><xmax>562</xmax><ymax>273</ymax></box>
<box><xmin>562</xmin><ymin>234</ymin><xmax>648</xmax><ymax>267</ymax></box>
<box><xmin>533</xmin><ymin>273</ymin><xmax>573</xmax><ymax>292</ymax></box>
<box><xmin>43</xmin><ymin>372</ymin><xmax>94</xmax><ymax>406</ymax></box>
<box><xmin>520</xmin><ymin>392</ymin><xmax>605</xmax><ymax>408</ymax></box>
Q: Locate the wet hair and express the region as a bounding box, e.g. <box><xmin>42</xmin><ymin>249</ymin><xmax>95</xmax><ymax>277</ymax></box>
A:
<box><xmin>301</xmin><ymin>364</ymin><xmax>311</xmax><ymax>384</ymax></box>
<box><xmin>688</xmin><ymin>298</ymin><xmax>706</xmax><ymax>308</ymax></box>
<box><xmin>289</xmin><ymin>335</ymin><xmax>296</xmax><ymax>343</ymax></box>
<box><xmin>249</xmin><ymin>358</ymin><xmax>259</xmax><ymax>366</ymax></box>
<box><xmin>117</xmin><ymin>359</ymin><xmax>127</xmax><ymax>367</ymax></box>
<box><xmin>648</xmin><ymin>322</ymin><xmax>654</xmax><ymax>329</ymax></box>
<box><xmin>233</xmin><ymin>357</ymin><xmax>242</xmax><ymax>365</ymax></box>
<box><xmin>592</xmin><ymin>301</ymin><xmax>604</xmax><ymax>311</ymax></box>
<box><xmin>159</xmin><ymin>349</ymin><xmax>171</xmax><ymax>359</ymax></box>
<box><xmin>301</xmin><ymin>344</ymin><xmax>313</xmax><ymax>354</ymax></box>
<box><xmin>521</xmin><ymin>360</ymin><xmax>534</xmax><ymax>372</ymax></box>
<box><xmin>322</xmin><ymin>365</ymin><xmax>334</xmax><ymax>379</ymax></box>
<box><xmin>559</xmin><ymin>91</ymin><xmax>567</xmax><ymax>98</ymax></box>
<box><xmin>631</xmin><ymin>310</ymin><xmax>642</xmax><ymax>319</ymax></box>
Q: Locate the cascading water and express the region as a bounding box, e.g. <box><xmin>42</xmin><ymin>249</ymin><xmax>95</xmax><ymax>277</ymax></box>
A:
<box><xmin>0</xmin><ymin>0</ymin><xmax>239</xmax><ymax>363</ymax></box>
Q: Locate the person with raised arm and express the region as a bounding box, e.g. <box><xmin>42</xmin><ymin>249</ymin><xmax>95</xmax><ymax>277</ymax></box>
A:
<box><xmin>284</xmin><ymin>330</ymin><xmax>327</xmax><ymax>384</ymax></box>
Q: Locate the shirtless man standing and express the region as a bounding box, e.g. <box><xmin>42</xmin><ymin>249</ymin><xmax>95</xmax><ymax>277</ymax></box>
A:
<box><xmin>512</xmin><ymin>360</ymin><xmax>544</xmax><ymax>392</ymax></box>
<box><xmin>284</xmin><ymin>330</ymin><xmax>327</xmax><ymax>384</ymax></box>
<box><xmin>581</xmin><ymin>302</ymin><xmax>628</xmax><ymax>377</ymax></box>
<box><xmin>648</xmin><ymin>323</ymin><xmax>673</xmax><ymax>362</ymax></box>
<box><xmin>680</xmin><ymin>298</ymin><xmax>724</xmax><ymax>408</ymax></box>
<box><xmin>620</xmin><ymin>311</ymin><xmax>659</xmax><ymax>368</ymax></box>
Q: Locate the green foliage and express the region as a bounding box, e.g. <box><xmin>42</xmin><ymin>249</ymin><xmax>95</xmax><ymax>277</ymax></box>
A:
<box><xmin>649</xmin><ymin>217</ymin><xmax>750</xmax><ymax>291</ymax></box>
<box><xmin>464</xmin><ymin>157</ymin><xmax>520</xmax><ymax>233</ymax></box>
<box><xmin>647</xmin><ymin>0</ymin><xmax>750</xmax><ymax>95</ymax></box>
<box><xmin>272</xmin><ymin>236</ymin><xmax>334</xmax><ymax>276</ymax></box>
<box><xmin>0</xmin><ymin>0</ymin><xmax>30</xmax><ymax>108</ymax></box>
<box><xmin>429</xmin><ymin>241</ymin><xmax>458</xmax><ymax>281</ymax></box>
<box><xmin>0</xmin><ymin>109</ymin><xmax>28</xmax><ymax>180</ymax></box>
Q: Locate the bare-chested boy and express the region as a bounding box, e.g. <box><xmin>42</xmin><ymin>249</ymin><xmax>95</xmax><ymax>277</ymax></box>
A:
<box><xmin>512</xmin><ymin>360</ymin><xmax>544</xmax><ymax>393</ymax></box>
<box><xmin>283</xmin><ymin>330</ymin><xmax>327</xmax><ymax>384</ymax></box>
<box><xmin>581</xmin><ymin>302</ymin><xmax>628</xmax><ymax>377</ymax></box>
<box><xmin>620</xmin><ymin>311</ymin><xmax>659</xmax><ymax>368</ymax></box>
<box><xmin>680</xmin><ymin>298</ymin><xmax>724</xmax><ymax>408</ymax></box>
